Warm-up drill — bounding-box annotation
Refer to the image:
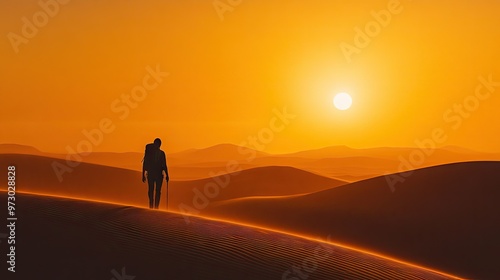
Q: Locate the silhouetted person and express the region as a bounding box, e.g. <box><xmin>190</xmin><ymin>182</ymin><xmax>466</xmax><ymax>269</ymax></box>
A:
<box><xmin>142</xmin><ymin>138</ymin><xmax>169</xmax><ymax>209</ymax></box>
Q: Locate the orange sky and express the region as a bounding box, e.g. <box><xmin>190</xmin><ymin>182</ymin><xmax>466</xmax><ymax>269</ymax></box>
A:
<box><xmin>1</xmin><ymin>0</ymin><xmax>500</xmax><ymax>154</ymax></box>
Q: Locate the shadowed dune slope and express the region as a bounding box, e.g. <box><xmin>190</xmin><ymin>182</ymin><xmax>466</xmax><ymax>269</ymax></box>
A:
<box><xmin>2</xmin><ymin>192</ymin><xmax>459</xmax><ymax>280</ymax></box>
<box><xmin>206</xmin><ymin>161</ymin><xmax>500</xmax><ymax>279</ymax></box>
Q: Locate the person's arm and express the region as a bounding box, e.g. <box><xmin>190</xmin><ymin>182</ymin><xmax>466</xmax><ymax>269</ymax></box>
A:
<box><xmin>163</xmin><ymin>151</ymin><xmax>169</xmax><ymax>182</ymax></box>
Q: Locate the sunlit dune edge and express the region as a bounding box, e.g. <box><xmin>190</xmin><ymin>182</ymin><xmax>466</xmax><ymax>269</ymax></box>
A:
<box><xmin>3</xmin><ymin>190</ymin><xmax>464</xmax><ymax>280</ymax></box>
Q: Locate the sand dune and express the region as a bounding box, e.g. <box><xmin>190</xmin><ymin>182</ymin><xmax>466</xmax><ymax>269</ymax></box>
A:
<box><xmin>296</xmin><ymin>157</ymin><xmax>400</xmax><ymax>182</ymax></box>
<box><xmin>168</xmin><ymin>143</ymin><xmax>269</xmax><ymax>164</ymax></box>
<box><xmin>76</xmin><ymin>151</ymin><xmax>144</xmax><ymax>170</ymax></box>
<box><xmin>168</xmin><ymin>164</ymin><xmax>256</xmax><ymax>180</ymax></box>
<box><xmin>0</xmin><ymin>153</ymin><xmax>148</xmax><ymax>206</ymax></box>
<box><xmin>0</xmin><ymin>145</ymin><xmax>308</xmax><ymax>181</ymax></box>
<box><xmin>0</xmin><ymin>143</ymin><xmax>43</xmax><ymax>155</ymax></box>
<box><xmin>3</xmin><ymin>192</ymin><xmax>460</xmax><ymax>279</ymax></box>
<box><xmin>170</xmin><ymin>166</ymin><xmax>347</xmax><ymax>208</ymax></box>
<box><xmin>0</xmin><ymin>144</ymin><xmax>146</xmax><ymax>172</ymax></box>
<box><xmin>0</xmin><ymin>150</ymin><xmax>492</xmax><ymax>278</ymax></box>
<box><xmin>206</xmin><ymin>161</ymin><xmax>500</xmax><ymax>279</ymax></box>
<box><xmin>283</xmin><ymin>145</ymin><xmax>500</xmax><ymax>164</ymax></box>
<box><xmin>304</xmin><ymin>156</ymin><xmax>399</xmax><ymax>168</ymax></box>
<box><xmin>0</xmin><ymin>154</ymin><xmax>346</xmax><ymax>211</ymax></box>
<box><xmin>4</xmin><ymin>143</ymin><xmax>499</xmax><ymax>182</ymax></box>
<box><xmin>0</xmin><ymin>144</ymin><xmax>310</xmax><ymax>180</ymax></box>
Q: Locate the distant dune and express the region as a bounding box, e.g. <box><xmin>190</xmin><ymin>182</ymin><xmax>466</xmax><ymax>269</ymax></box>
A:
<box><xmin>0</xmin><ymin>144</ymin><xmax>278</xmax><ymax>180</ymax></box>
<box><xmin>3</xmin><ymin>143</ymin><xmax>499</xmax><ymax>181</ymax></box>
<box><xmin>0</xmin><ymin>144</ymin><xmax>146</xmax><ymax>172</ymax></box>
<box><xmin>206</xmin><ymin>161</ymin><xmax>500</xmax><ymax>279</ymax></box>
<box><xmin>284</xmin><ymin>145</ymin><xmax>500</xmax><ymax>167</ymax></box>
<box><xmin>0</xmin><ymin>143</ymin><xmax>44</xmax><ymax>155</ymax></box>
<box><xmin>0</xmin><ymin>153</ymin><xmax>147</xmax><ymax>206</ymax></box>
<box><xmin>0</xmin><ymin>154</ymin><xmax>345</xmax><ymax>211</ymax></box>
<box><xmin>296</xmin><ymin>156</ymin><xmax>400</xmax><ymax>182</ymax></box>
<box><xmin>304</xmin><ymin>156</ymin><xmax>399</xmax><ymax>168</ymax></box>
<box><xmin>168</xmin><ymin>163</ymin><xmax>257</xmax><ymax>180</ymax></box>
<box><xmin>282</xmin><ymin>145</ymin><xmax>488</xmax><ymax>160</ymax></box>
<box><xmin>171</xmin><ymin>166</ymin><xmax>347</xmax><ymax>207</ymax></box>
<box><xmin>168</xmin><ymin>143</ymin><xmax>270</xmax><ymax>165</ymax></box>
<box><xmin>76</xmin><ymin>151</ymin><xmax>144</xmax><ymax>170</ymax></box>
<box><xmin>3</xmin><ymin>192</ymin><xmax>460</xmax><ymax>279</ymax></box>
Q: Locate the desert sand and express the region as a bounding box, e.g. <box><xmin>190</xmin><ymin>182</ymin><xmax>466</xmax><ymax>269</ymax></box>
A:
<box><xmin>1</xmin><ymin>149</ymin><xmax>496</xmax><ymax>278</ymax></box>
<box><xmin>205</xmin><ymin>161</ymin><xmax>500</xmax><ymax>279</ymax></box>
<box><xmin>1</xmin><ymin>192</ymin><xmax>459</xmax><ymax>280</ymax></box>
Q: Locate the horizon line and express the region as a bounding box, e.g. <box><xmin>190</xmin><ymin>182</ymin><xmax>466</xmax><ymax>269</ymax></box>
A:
<box><xmin>0</xmin><ymin>142</ymin><xmax>493</xmax><ymax>156</ymax></box>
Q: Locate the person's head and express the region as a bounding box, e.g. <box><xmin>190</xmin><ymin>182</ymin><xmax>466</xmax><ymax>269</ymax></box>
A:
<box><xmin>154</xmin><ymin>138</ymin><xmax>162</xmax><ymax>148</ymax></box>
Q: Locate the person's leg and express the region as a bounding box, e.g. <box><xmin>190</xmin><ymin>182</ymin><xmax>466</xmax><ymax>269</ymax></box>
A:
<box><xmin>147</xmin><ymin>176</ymin><xmax>155</xmax><ymax>209</ymax></box>
<box><xmin>154</xmin><ymin>177</ymin><xmax>163</xmax><ymax>209</ymax></box>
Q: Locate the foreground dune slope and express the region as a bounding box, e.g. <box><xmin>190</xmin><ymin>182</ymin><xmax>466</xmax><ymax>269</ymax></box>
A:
<box><xmin>3</xmin><ymin>192</ymin><xmax>459</xmax><ymax>280</ymax></box>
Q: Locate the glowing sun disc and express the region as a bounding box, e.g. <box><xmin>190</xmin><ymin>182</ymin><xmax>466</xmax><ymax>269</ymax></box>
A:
<box><xmin>334</xmin><ymin>93</ymin><xmax>352</xmax><ymax>110</ymax></box>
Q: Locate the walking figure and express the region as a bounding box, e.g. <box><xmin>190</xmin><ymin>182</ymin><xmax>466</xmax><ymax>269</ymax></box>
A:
<box><xmin>142</xmin><ymin>138</ymin><xmax>169</xmax><ymax>209</ymax></box>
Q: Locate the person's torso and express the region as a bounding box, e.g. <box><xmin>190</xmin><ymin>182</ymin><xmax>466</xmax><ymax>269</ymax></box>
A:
<box><xmin>146</xmin><ymin>150</ymin><xmax>165</xmax><ymax>176</ymax></box>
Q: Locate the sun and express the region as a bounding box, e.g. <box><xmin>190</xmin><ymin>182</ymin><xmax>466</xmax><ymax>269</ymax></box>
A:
<box><xmin>333</xmin><ymin>93</ymin><xmax>353</xmax><ymax>111</ymax></box>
